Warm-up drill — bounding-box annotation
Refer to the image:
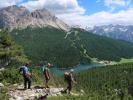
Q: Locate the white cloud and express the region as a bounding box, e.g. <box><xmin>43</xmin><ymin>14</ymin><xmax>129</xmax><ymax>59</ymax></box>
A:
<box><xmin>104</xmin><ymin>0</ymin><xmax>131</xmax><ymax>11</ymax></box>
<box><xmin>104</xmin><ymin>0</ymin><xmax>130</xmax><ymax>7</ymax></box>
<box><xmin>20</xmin><ymin>0</ymin><xmax>85</xmax><ymax>15</ymax></box>
<box><xmin>57</xmin><ymin>8</ymin><xmax>133</xmax><ymax>28</ymax></box>
<box><xmin>0</xmin><ymin>0</ymin><xmax>23</xmax><ymax>8</ymax></box>
<box><xmin>0</xmin><ymin>0</ymin><xmax>85</xmax><ymax>14</ymax></box>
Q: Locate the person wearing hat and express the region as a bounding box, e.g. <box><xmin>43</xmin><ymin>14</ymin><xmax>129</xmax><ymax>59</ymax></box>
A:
<box><xmin>64</xmin><ymin>69</ymin><xmax>77</xmax><ymax>94</ymax></box>
<box><xmin>43</xmin><ymin>63</ymin><xmax>52</xmax><ymax>88</ymax></box>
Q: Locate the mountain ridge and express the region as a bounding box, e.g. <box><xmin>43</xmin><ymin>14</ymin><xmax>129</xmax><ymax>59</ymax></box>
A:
<box><xmin>0</xmin><ymin>5</ymin><xmax>69</xmax><ymax>31</ymax></box>
<box><xmin>88</xmin><ymin>25</ymin><xmax>133</xmax><ymax>42</ymax></box>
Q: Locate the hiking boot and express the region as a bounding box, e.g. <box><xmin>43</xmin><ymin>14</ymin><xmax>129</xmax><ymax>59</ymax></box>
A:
<box><xmin>61</xmin><ymin>90</ymin><xmax>67</xmax><ymax>94</ymax></box>
<box><xmin>45</xmin><ymin>86</ymin><xmax>50</xmax><ymax>89</ymax></box>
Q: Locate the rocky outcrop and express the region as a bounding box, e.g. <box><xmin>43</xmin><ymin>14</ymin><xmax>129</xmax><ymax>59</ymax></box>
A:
<box><xmin>0</xmin><ymin>5</ymin><xmax>69</xmax><ymax>31</ymax></box>
<box><xmin>9</xmin><ymin>85</ymin><xmax>64</xmax><ymax>100</ymax></box>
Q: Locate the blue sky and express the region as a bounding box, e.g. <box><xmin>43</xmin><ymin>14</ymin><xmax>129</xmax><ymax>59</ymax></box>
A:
<box><xmin>78</xmin><ymin>0</ymin><xmax>133</xmax><ymax>15</ymax></box>
<box><xmin>0</xmin><ymin>0</ymin><xmax>133</xmax><ymax>27</ymax></box>
<box><xmin>78</xmin><ymin>0</ymin><xmax>107</xmax><ymax>15</ymax></box>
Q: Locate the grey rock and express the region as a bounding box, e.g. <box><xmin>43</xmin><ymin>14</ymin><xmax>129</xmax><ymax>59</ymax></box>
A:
<box><xmin>0</xmin><ymin>68</ymin><xmax>5</xmax><ymax>71</ymax></box>
<box><xmin>88</xmin><ymin>25</ymin><xmax>133</xmax><ymax>42</ymax></box>
<box><xmin>0</xmin><ymin>83</ymin><xmax>4</xmax><ymax>87</ymax></box>
<box><xmin>0</xmin><ymin>5</ymin><xmax>70</xmax><ymax>31</ymax></box>
<box><xmin>9</xmin><ymin>85</ymin><xmax>63</xmax><ymax>100</ymax></box>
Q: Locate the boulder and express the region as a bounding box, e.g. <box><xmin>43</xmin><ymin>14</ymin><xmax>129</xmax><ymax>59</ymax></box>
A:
<box><xmin>0</xmin><ymin>83</ymin><xmax>4</xmax><ymax>87</ymax></box>
<box><xmin>0</xmin><ymin>68</ymin><xmax>5</xmax><ymax>71</ymax></box>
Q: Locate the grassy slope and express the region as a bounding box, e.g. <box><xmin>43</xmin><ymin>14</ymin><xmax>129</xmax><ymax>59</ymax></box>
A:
<box><xmin>119</xmin><ymin>58</ymin><xmax>133</xmax><ymax>64</ymax></box>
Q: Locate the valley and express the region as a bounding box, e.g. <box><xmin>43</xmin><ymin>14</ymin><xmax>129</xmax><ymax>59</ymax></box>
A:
<box><xmin>0</xmin><ymin>5</ymin><xmax>133</xmax><ymax>100</ymax></box>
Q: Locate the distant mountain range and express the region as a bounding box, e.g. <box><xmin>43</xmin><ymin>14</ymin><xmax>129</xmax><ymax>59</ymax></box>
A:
<box><xmin>0</xmin><ymin>5</ymin><xmax>69</xmax><ymax>31</ymax></box>
<box><xmin>1</xmin><ymin>5</ymin><xmax>133</xmax><ymax>67</ymax></box>
<box><xmin>1</xmin><ymin>6</ymin><xmax>133</xmax><ymax>43</ymax></box>
<box><xmin>88</xmin><ymin>25</ymin><xmax>133</xmax><ymax>42</ymax></box>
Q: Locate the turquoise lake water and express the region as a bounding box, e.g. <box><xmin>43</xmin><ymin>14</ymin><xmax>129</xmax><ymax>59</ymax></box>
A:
<box><xmin>50</xmin><ymin>64</ymin><xmax>103</xmax><ymax>76</ymax></box>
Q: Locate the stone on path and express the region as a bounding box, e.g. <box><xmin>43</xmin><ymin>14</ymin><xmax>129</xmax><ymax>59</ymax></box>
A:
<box><xmin>9</xmin><ymin>85</ymin><xmax>64</xmax><ymax>100</ymax></box>
<box><xmin>0</xmin><ymin>83</ymin><xmax>4</xmax><ymax>87</ymax></box>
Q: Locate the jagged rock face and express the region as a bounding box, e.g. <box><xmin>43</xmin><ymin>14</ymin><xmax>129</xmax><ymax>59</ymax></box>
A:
<box><xmin>88</xmin><ymin>25</ymin><xmax>133</xmax><ymax>42</ymax></box>
<box><xmin>0</xmin><ymin>5</ymin><xmax>69</xmax><ymax>31</ymax></box>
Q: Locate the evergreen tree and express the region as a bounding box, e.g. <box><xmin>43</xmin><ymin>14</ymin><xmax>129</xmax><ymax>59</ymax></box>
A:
<box><xmin>0</xmin><ymin>30</ymin><xmax>28</xmax><ymax>67</ymax></box>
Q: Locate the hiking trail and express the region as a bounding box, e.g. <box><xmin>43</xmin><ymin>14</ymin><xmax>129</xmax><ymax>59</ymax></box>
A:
<box><xmin>9</xmin><ymin>84</ymin><xmax>63</xmax><ymax>100</ymax></box>
<box><xmin>8</xmin><ymin>84</ymin><xmax>83</xmax><ymax>100</ymax></box>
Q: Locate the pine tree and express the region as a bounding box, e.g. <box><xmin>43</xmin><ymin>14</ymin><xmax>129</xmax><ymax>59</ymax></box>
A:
<box><xmin>0</xmin><ymin>30</ymin><xmax>28</xmax><ymax>67</ymax></box>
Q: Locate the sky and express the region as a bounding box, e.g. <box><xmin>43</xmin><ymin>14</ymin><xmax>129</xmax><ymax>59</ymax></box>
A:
<box><xmin>0</xmin><ymin>0</ymin><xmax>133</xmax><ymax>28</ymax></box>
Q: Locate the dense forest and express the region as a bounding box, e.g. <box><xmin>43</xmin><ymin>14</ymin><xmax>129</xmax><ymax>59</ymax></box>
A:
<box><xmin>11</xmin><ymin>27</ymin><xmax>133</xmax><ymax>67</ymax></box>
<box><xmin>75</xmin><ymin>63</ymin><xmax>133</xmax><ymax>99</ymax></box>
<box><xmin>11</xmin><ymin>27</ymin><xmax>91</xmax><ymax>67</ymax></box>
<box><xmin>73</xmin><ymin>28</ymin><xmax>133</xmax><ymax>61</ymax></box>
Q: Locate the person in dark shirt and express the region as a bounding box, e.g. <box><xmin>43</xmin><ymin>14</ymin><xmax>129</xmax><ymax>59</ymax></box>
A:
<box><xmin>19</xmin><ymin>63</ymin><xmax>32</xmax><ymax>90</ymax></box>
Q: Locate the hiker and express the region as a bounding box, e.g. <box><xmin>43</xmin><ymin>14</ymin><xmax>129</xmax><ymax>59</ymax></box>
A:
<box><xmin>19</xmin><ymin>63</ymin><xmax>32</xmax><ymax>90</ymax></box>
<box><xmin>64</xmin><ymin>69</ymin><xmax>77</xmax><ymax>94</ymax></box>
<box><xmin>43</xmin><ymin>63</ymin><xmax>52</xmax><ymax>88</ymax></box>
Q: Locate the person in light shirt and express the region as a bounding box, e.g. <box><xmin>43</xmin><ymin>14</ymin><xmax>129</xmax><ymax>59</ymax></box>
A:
<box><xmin>43</xmin><ymin>63</ymin><xmax>52</xmax><ymax>88</ymax></box>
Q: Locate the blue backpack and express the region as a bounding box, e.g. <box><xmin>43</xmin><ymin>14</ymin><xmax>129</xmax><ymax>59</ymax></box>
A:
<box><xmin>19</xmin><ymin>67</ymin><xmax>24</xmax><ymax>75</ymax></box>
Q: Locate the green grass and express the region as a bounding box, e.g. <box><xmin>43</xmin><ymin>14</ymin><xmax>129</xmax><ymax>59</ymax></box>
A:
<box><xmin>118</xmin><ymin>58</ymin><xmax>133</xmax><ymax>64</ymax></box>
<box><xmin>48</xmin><ymin>95</ymin><xmax>88</xmax><ymax>100</ymax></box>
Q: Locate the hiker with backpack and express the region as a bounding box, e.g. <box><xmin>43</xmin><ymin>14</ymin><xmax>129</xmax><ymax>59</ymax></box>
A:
<box><xmin>43</xmin><ymin>63</ymin><xmax>52</xmax><ymax>88</ymax></box>
<box><xmin>64</xmin><ymin>69</ymin><xmax>77</xmax><ymax>94</ymax></box>
<box><xmin>19</xmin><ymin>63</ymin><xmax>32</xmax><ymax>90</ymax></box>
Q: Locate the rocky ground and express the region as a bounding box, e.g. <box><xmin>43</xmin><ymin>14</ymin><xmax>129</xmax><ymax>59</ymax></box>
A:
<box><xmin>0</xmin><ymin>82</ymin><xmax>84</xmax><ymax>100</ymax></box>
<box><xmin>8</xmin><ymin>84</ymin><xmax>64</xmax><ymax>100</ymax></box>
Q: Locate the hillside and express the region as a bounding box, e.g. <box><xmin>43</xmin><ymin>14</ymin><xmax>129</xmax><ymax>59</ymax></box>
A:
<box><xmin>75</xmin><ymin>28</ymin><xmax>133</xmax><ymax>61</ymax></box>
<box><xmin>1</xmin><ymin>62</ymin><xmax>133</xmax><ymax>99</ymax></box>
<box><xmin>10</xmin><ymin>27</ymin><xmax>133</xmax><ymax>67</ymax></box>
<box><xmin>74</xmin><ymin>63</ymin><xmax>133</xmax><ymax>99</ymax></box>
<box><xmin>11</xmin><ymin>27</ymin><xmax>91</xmax><ymax>67</ymax></box>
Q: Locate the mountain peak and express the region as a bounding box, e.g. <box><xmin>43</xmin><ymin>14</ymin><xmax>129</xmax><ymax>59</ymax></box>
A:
<box><xmin>0</xmin><ymin>5</ymin><xmax>69</xmax><ymax>31</ymax></box>
<box><xmin>88</xmin><ymin>25</ymin><xmax>133</xmax><ymax>42</ymax></box>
